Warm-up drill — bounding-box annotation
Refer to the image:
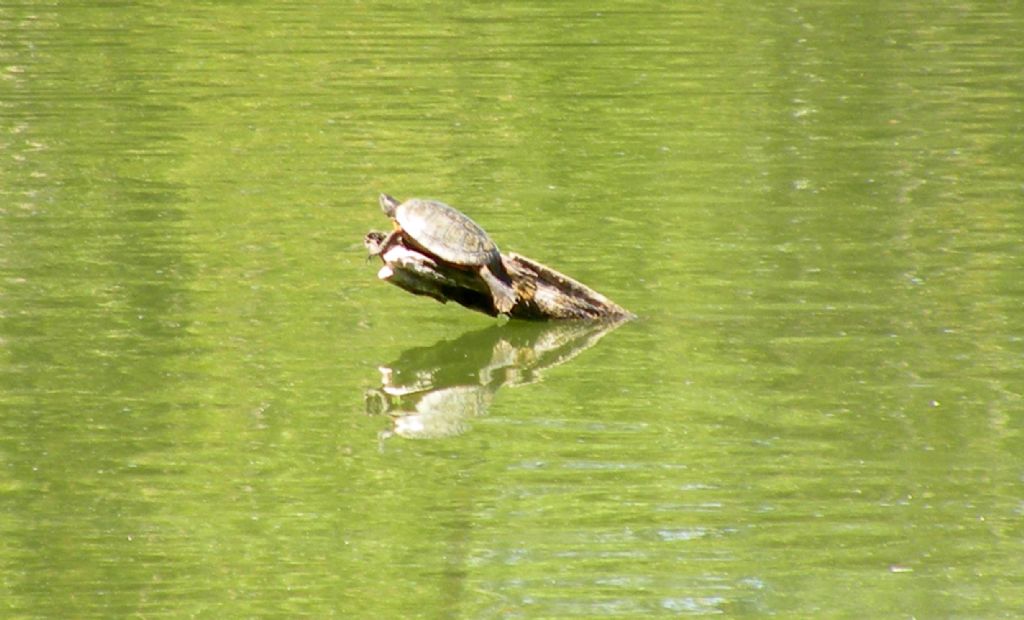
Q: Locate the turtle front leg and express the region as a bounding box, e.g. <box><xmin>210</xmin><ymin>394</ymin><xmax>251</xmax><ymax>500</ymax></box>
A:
<box><xmin>368</xmin><ymin>227</ymin><xmax>402</xmax><ymax>260</ymax></box>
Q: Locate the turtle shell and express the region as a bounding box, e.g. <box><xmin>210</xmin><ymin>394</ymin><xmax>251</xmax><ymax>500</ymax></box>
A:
<box><xmin>394</xmin><ymin>199</ymin><xmax>500</xmax><ymax>267</ymax></box>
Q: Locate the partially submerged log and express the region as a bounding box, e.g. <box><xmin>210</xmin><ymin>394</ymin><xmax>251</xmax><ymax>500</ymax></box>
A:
<box><xmin>364</xmin><ymin>230</ymin><xmax>635</xmax><ymax>320</ymax></box>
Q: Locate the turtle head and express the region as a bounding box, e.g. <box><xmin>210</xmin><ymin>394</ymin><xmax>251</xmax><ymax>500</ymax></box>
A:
<box><xmin>379</xmin><ymin>193</ymin><xmax>401</xmax><ymax>218</ymax></box>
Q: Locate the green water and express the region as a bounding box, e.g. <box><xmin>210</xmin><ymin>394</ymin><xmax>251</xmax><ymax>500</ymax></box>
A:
<box><xmin>2</xmin><ymin>2</ymin><xmax>1023</xmax><ymax>618</ymax></box>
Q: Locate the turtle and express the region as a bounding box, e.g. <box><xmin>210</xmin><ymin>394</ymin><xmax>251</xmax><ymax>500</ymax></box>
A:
<box><xmin>375</xmin><ymin>194</ymin><xmax>517</xmax><ymax>314</ymax></box>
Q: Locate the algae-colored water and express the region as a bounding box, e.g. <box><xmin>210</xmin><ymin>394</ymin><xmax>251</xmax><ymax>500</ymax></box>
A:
<box><xmin>2</xmin><ymin>3</ymin><xmax>1022</xmax><ymax>617</ymax></box>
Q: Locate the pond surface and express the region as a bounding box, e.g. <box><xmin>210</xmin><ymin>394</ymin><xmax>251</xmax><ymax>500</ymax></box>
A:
<box><xmin>2</xmin><ymin>2</ymin><xmax>1023</xmax><ymax>618</ymax></box>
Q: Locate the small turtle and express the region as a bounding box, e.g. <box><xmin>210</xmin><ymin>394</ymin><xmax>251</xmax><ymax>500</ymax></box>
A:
<box><xmin>375</xmin><ymin>194</ymin><xmax>517</xmax><ymax>313</ymax></box>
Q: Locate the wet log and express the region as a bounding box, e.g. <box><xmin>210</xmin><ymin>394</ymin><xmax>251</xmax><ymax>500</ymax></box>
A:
<box><xmin>364</xmin><ymin>230</ymin><xmax>635</xmax><ymax>321</ymax></box>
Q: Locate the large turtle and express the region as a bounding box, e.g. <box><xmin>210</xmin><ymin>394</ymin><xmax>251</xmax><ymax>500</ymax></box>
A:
<box><xmin>375</xmin><ymin>194</ymin><xmax>517</xmax><ymax>313</ymax></box>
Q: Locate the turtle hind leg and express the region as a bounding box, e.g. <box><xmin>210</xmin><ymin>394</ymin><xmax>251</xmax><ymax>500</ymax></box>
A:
<box><xmin>479</xmin><ymin>266</ymin><xmax>517</xmax><ymax>314</ymax></box>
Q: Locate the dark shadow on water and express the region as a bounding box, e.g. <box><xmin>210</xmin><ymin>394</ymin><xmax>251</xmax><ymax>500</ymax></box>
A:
<box><xmin>366</xmin><ymin>319</ymin><xmax>630</xmax><ymax>439</ymax></box>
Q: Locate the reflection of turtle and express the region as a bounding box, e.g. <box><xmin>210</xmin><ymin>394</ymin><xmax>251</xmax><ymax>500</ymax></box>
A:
<box><xmin>376</xmin><ymin>194</ymin><xmax>517</xmax><ymax>313</ymax></box>
<box><xmin>386</xmin><ymin>385</ymin><xmax>491</xmax><ymax>440</ymax></box>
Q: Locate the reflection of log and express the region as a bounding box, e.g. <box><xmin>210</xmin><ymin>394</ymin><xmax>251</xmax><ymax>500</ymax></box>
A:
<box><xmin>365</xmin><ymin>230</ymin><xmax>635</xmax><ymax>320</ymax></box>
<box><xmin>366</xmin><ymin>319</ymin><xmax>630</xmax><ymax>439</ymax></box>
